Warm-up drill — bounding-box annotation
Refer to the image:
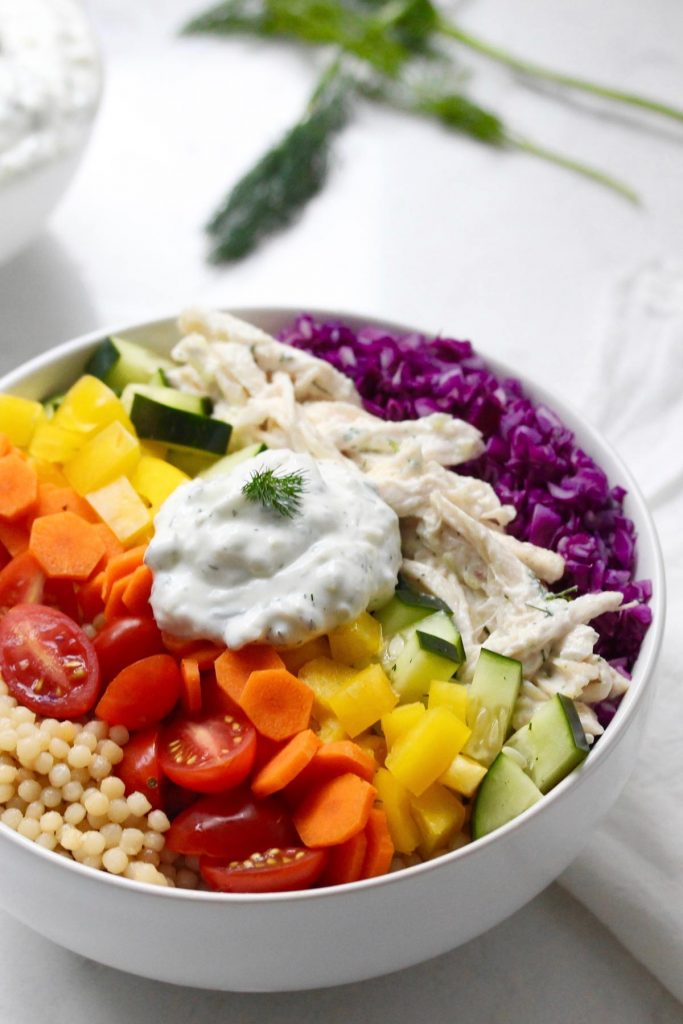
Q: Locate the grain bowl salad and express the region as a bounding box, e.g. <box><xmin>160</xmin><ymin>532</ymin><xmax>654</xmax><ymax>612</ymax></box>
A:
<box><xmin>0</xmin><ymin>310</ymin><xmax>651</xmax><ymax>892</ymax></box>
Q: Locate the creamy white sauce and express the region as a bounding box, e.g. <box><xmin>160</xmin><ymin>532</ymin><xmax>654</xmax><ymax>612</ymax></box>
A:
<box><xmin>146</xmin><ymin>449</ymin><xmax>402</xmax><ymax>649</ymax></box>
<box><xmin>0</xmin><ymin>0</ymin><xmax>101</xmax><ymax>184</ymax></box>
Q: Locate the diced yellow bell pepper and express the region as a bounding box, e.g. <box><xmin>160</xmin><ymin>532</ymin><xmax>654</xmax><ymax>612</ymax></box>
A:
<box><xmin>64</xmin><ymin>421</ymin><xmax>140</xmax><ymax>495</ymax></box>
<box><xmin>354</xmin><ymin>731</ymin><xmax>386</xmax><ymax>766</ymax></box>
<box><xmin>52</xmin><ymin>375</ymin><xmax>134</xmax><ymax>437</ymax></box>
<box><xmin>409</xmin><ymin>783</ymin><xmax>466</xmax><ymax>856</ymax></box>
<box><xmin>374</xmin><ymin>767</ymin><xmax>420</xmax><ymax>854</ymax></box>
<box><xmin>298</xmin><ymin>657</ymin><xmax>356</xmax><ymax>720</ymax></box>
<box><xmin>0</xmin><ymin>395</ymin><xmax>45</xmax><ymax>448</ymax></box>
<box><xmin>86</xmin><ymin>476</ymin><xmax>152</xmax><ymax>545</ymax></box>
<box><xmin>439</xmin><ymin>753</ymin><xmax>487</xmax><ymax>798</ymax></box>
<box><xmin>381</xmin><ymin>702</ymin><xmax>426</xmax><ymax>749</ymax></box>
<box><xmin>385</xmin><ymin>706</ymin><xmax>472</xmax><ymax>796</ymax></box>
<box><xmin>428</xmin><ymin>680</ymin><xmax>468</xmax><ymax>722</ymax></box>
<box><xmin>315</xmin><ymin>716</ymin><xmax>348</xmax><ymax>743</ymax></box>
<box><xmin>29</xmin><ymin>421</ymin><xmax>83</xmax><ymax>464</ymax></box>
<box><xmin>329</xmin><ymin>663</ymin><xmax>398</xmax><ymax>738</ymax></box>
<box><xmin>280</xmin><ymin>635</ymin><xmax>332</xmax><ymax>675</ymax></box>
<box><xmin>131</xmin><ymin>456</ymin><xmax>190</xmax><ymax>510</ymax></box>
<box><xmin>29</xmin><ymin>459</ymin><xmax>69</xmax><ymax>486</ymax></box>
<box><xmin>140</xmin><ymin>442</ymin><xmax>168</xmax><ymax>460</ymax></box>
<box><xmin>327</xmin><ymin>612</ymin><xmax>383</xmax><ymax>667</ymax></box>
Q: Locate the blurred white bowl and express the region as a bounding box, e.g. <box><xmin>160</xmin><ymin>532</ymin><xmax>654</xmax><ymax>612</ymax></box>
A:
<box><xmin>0</xmin><ymin>311</ymin><xmax>666</xmax><ymax>991</ymax></box>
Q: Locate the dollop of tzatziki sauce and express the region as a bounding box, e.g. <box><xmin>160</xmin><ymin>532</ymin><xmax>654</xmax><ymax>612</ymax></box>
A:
<box><xmin>146</xmin><ymin>449</ymin><xmax>402</xmax><ymax>649</ymax></box>
<box><xmin>0</xmin><ymin>0</ymin><xmax>101</xmax><ymax>184</ymax></box>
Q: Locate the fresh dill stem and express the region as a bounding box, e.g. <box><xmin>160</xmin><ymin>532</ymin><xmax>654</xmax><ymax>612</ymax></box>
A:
<box><xmin>438</xmin><ymin>19</ymin><xmax>683</xmax><ymax>124</ymax></box>
<box><xmin>545</xmin><ymin>585</ymin><xmax>579</xmax><ymax>602</ymax></box>
<box><xmin>242</xmin><ymin>466</ymin><xmax>307</xmax><ymax>518</ymax></box>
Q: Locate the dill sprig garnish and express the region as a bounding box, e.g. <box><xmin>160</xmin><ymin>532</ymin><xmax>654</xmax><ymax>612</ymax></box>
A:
<box><xmin>242</xmin><ymin>466</ymin><xmax>307</xmax><ymax>518</ymax></box>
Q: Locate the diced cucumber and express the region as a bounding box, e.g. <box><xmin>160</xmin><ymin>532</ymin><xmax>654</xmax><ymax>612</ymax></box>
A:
<box><xmin>471</xmin><ymin>752</ymin><xmax>543</xmax><ymax>840</ymax></box>
<box><xmin>129</xmin><ymin>393</ymin><xmax>231</xmax><ymax>456</ymax></box>
<box><xmin>167</xmin><ymin>449</ymin><xmax>219</xmax><ymax>477</ymax></box>
<box><xmin>43</xmin><ymin>392</ymin><xmax>66</xmax><ymax>417</ymax></box>
<box><xmin>386</xmin><ymin>610</ymin><xmax>465</xmax><ymax>702</ymax></box>
<box><xmin>505</xmin><ymin>694</ymin><xmax>589</xmax><ymax>794</ymax></box>
<box><xmin>463</xmin><ymin>648</ymin><xmax>522</xmax><ymax>767</ymax></box>
<box><xmin>374</xmin><ymin>580</ymin><xmax>451</xmax><ymax>637</ymax></box>
<box><xmin>199</xmin><ymin>443</ymin><xmax>267</xmax><ymax>480</ymax></box>
<box><xmin>121</xmin><ymin>383</ymin><xmax>212</xmax><ymax>418</ymax></box>
<box><xmin>149</xmin><ymin>367</ymin><xmax>171</xmax><ymax>387</ymax></box>
<box><xmin>84</xmin><ymin>337</ymin><xmax>174</xmax><ymax>394</ymax></box>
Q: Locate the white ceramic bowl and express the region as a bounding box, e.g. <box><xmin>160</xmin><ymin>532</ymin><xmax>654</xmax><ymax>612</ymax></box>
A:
<box><xmin>0</xmin><ymin>310</ymin><xmax>665</xmax><ymax>991</ymax></box>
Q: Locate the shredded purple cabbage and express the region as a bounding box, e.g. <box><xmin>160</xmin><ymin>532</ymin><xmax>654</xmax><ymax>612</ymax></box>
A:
<box><xmin>279</xmin><ymin>315</ymin><xmax>652</xmax><ymax>681</ymax></box>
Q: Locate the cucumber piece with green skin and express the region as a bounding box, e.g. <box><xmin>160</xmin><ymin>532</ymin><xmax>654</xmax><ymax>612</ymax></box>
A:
<box><xmin>167</xmin><ymin>449</ymin><xmax>219</xmax><ymax>477</ymax></box>
<box><xmin>463</xmin><ymin>648</ymin><xmax>522</xmax><ymax>767</ymax></box>
<box><xmin>199</xmin><ymin>443</ymin><xmax>268</xmax><ymax>480</ymax></box>
<box><xmin>43</xmin><ymin>392</ymin><xmax>66</xmax><ymax>417</ymax></box>
<box><xmin>471</xmin><ymin>751</ymin><xmax>543</xmax><ymax>840</ymax></box>
<box><xmin>387</xmin><ymin>610</ymin><xmax>465</xmax><ymax>702</ymax></box>
<box><xmin>129</xmin><ymin>393</ymin><xmax>231</xmax><ymax>456</ymax></box>
<box><xmin>84</xmin><ymin>337</ymin><xmax>174</xmax><ymax>394</ymax></box>
<box><xmin>374</xmin><ymin>582</ymin><xmax>451</xmax><ymax>637</ymax></box>
<box><xmin>505</xmin><ymin>693</ymin><xmax>589</xmax><ymax>793</ymax></box>
<box><xmin>148</xmin><ymin>367</ymin><xmax>171</xmax><ymax>387</ymax></box>
<box><xmin>121</xmin><ymin>383</ymin><xmax>213</xmax><ymax>418</ymax></box>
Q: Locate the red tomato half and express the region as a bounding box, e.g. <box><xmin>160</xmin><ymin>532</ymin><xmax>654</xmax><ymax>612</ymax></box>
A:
<box><xmin>94</xmin><ymin>616</ymin><xmax>165</xmax><ymax>684</ymax></box>
<box><xmin>159</xmin><ymin>711</ymin><xmax>256</xmax><ymax>793</ymax></box>
<box><xmin>200</xmin><ymin>847</ymin><xmax>328</xmax><ymax>894</ymax></box>
<box><xmin>0</xmin><ymin>603</ymin><xmax>100</xmax><ymax>718</ymax></box>
<box><xmin>0</xmin><ymin>553</ymin><xmax>45</xmax><ymax>616</ymax></box>
<box><xmin>116</xmin><ymin>726</ymin><xmax>165</xmax><ymax>810</ymax></box>
<box><xmin>96</xmin><ymin>653</ymin><xmax>181</xmax><ymax>731</ymax></box>
<box><xmin>165</xmin><ymin>788</ymin><xmax>298</xmax><ymax>858</ymax></box>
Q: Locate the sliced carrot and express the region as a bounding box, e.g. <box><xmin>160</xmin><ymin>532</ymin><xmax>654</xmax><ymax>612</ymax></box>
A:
<box><xmin>103</xmin><ymin>575</ymin><xmax>130</xmax><ymax>622</ymax></box>
<box><xmin>282</xmin><ymin>740</ymin><xmax>377</xmax><ymax>808</ymax></box>
<box><xmin>29</xmin><ymin>512</ymin><xmax>106</xmax><ymax>580</ymax></box>
<box><xmin>0</xmin><ymin>519</ymin><xmax>31</xmax><ymax>557</ymax></box>
<box><xmin>189</xmin><ymin>644</ymin><xmax>225</xmax><ymax>671</ymax></box>
<box><xmin>90</xmin><ymin>522</ymin><xmax>125</xmax><ymax>568</ymax></box>
<box><xmin>293</xmin><ymin>773</ymin><xmax>376</xmax><ymax>848</ymax></box>
<box><xmin>251</xmin><ymin>729</ymin><xmax>322</xmax><ymax>798</ymax></box>
<box><xmin>180</xmin><ymin>657</ymin><xmax>202</xmax><ymax>714</ymax></box>
<box><xmin>320</xmin><ymin>830</ymin><xmax>368</xmax><ymax>887</ymax></box>
<box><xmin>0</xmin><ymin>453</ymin><xmax>38</xmax><ymax>521</ymax></box>
<box><xmin>360</xmin><ymin>808</ymin><xmax>394</xmax><ymax>879</ymax></box>
<box><xmin>238</xmin><ymin>668</ymin><xmax>314</xmax><ymax>741</ymax></box>
<box><xmin>77</xmin><ymin>570</ymin><xmax>106</xmax><ymax>622</ymax></box>
<box><xmin>35</xmin><ymin>483</ymin><xmax>98</xmax><ymax>523</ymax></box>
<box><xmin>101</xmin><ymin>545</ymin><xmax>146</xmax><ymax>602</ymax></box>
<box><xmin>214</xmin><ymin>645</ymin><xmax>285</xmax><ymax>704</ymax></box>
<box><xmin>0</xmin><ymin>434</ymin><xmax>12</xmax><ymax>458</ymax></box>
<box><xmin>122</xmin><ymin>564</ymin><xmax>154</xmax><ymax>617</ymax></box>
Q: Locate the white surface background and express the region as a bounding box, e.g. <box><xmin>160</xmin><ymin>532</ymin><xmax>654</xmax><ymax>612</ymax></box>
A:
<box><xmin>1</xmin><ymin>0</ymin><xmax>682</xmax><ymax>1019</ymax></box>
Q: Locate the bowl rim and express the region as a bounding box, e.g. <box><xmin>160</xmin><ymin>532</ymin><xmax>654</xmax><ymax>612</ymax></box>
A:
<box><xmin>0</xmin><ymin>306</ymin><xmax>667</xmax><ymax>904</ymax></box>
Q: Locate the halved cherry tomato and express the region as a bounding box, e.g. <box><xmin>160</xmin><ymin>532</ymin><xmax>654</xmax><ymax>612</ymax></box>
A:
<box><xmin>93</xmin><ymin>616</ymin><xmax>165</xmax><ymax>684</ymax></box>
<box><xmin>116</xmin><ymin>726</ymin><xmax>165</xmax><ymax>810</ymax></box>
<box><xmin>199</xmin><ymin>847</ymin><xmax>328</xmax><ymax>893</ymax></box>
<box><xmin>95</xmin><ymin>653</ymin><xmax>181</xmax><ymax>731</ymax></box>
<box><xmin>0</xmin><ymin>603</ymin><xmax>100</xmax><ymax>718</ymax></box>
<box><xmin>0</xmin><ymin>552</ymin><xmax>45</xmax><ymax>616</ymax></box>
<box><xmin>165</xmin><ymin>788</ymin><xmax>297</xmax><ymax>858</ymax></box>
<box><xmin>43</xmin><ymin>578</ymin><xmax>81</xmax><ymax>625</ymax></box>
<box><xmin>159</xmin><ymin>711</ymin><xmax>256</xmax><ymax>793</ymax></box>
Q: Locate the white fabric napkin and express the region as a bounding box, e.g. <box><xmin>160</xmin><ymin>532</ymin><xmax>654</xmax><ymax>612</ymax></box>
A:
<box><xmin>560</xmin><ymin>262</ymin><xmax>683</xmax><ymax>1002</ymax></box>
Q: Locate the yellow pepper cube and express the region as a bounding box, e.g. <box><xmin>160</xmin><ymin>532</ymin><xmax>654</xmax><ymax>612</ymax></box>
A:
<box><xmin>374</xmin><ymin>767</ymin><xmax>420</xmax><ymax>854</ymax></box>
<box><xmin>410</xmin><ymin>783</ymin><xmax>466</xmax><ymax>856</ymax></box>
<box><xmin>315</xmin><ymin>716</ymin><xmax>348</xmax><ymax>743</ymax></box>
<box><xmin>64</xmin><ymin>421</ymin><xmax>141</xmax><ymax>495</ymax></box>
<box><xmin>29</xmin><ymin>421</ymin><xmax>83</xmax><ymax>464</ymax></box>
<box><xmin>327</xmin><ymin>611</ymin><xmax>383</xmax><ymax>667</ymax></box>
<box><xmin>354</xmin><ymin>731</ymin><xmax>386</xmax><ymax>767</ymax></box>
<box><xmin>329</xmin><ymin>663</ymin><xmax>398</xmax><ymax>738</ymax></box>
<box><xmin>298</xmin><ymin>657</ymin><xmax>356</xmax><ymax>720</ymax></box>
<box><xmin>428</xmin><ymin>680</ymin><xmax>468</xmax><ymax>722</ymax></box>
<box><xmin>0</xmin><ymin>395</ymin><xmax>45</xmax><ymax>448</ymax></box>
<box><xmin>53</xmin><ymin>375</ymin><xmax>134</xmax><ymax>438</ymax></box>
<box><xmin>385</xmin><ymin>706</ymin><xmax>472</xmax><ymax>796</ymax></box>
<box><xmin>86</xmin><ymin>476</ymin><xmax>152</xmax><ymax>545</ymax></box>
<box><xmin>280</xmin><ymin>635</ymin><xmax>332</xmax><ymax>675</ymax></box>
<box><xmin>29</xmin><ymin>459</ymin><xmax>69</xmax><ymax>486</ymax></box>
<box><xmin>131</xmin><ymin>456</ymin><xmax>190</xmax><ymax>510</ymax></box>
<box><xmin>381</xmin><ymin>702</ymin><xmax>426</xmax><ymax>750</ymax></box>
<box><xmin>439</xmin><ymin>753</ymin><xmax>487</xmax><ymax>798</ymax></box>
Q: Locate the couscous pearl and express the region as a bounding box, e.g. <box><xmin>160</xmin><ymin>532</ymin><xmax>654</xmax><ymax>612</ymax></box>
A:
<box><xmin>120</xmin><ymin>828</ymin><xmax>144</xmax><ymax>856</ymax></box>
<box><xmin>40</xmin><ymin>811</ymin><xmax>63</xmax><ymax>833</ymax></box>
<box><xmin>0</xmin><ymin>764</ymin><xmax>17</xmax><ymax>784</ymax></box>
<box><xmin>71</xmin><ymin>767</ymin><xmax>91</xmax><ymax>786</ymax></box>
<box><xmin>176</xmin><ymin>869</ymin><xmax>199</xmax><ymax>889</ymax></box>
<box><xmin>18</xmin><ymin>817</ymin><xmax>41</xmax><ymax>841</ymax></box>
<box><xmin>147</xmin><ymin>810</ymin><xmax>169</xmax><ymax>833</ymax></box>
<box><xmin>98</xmin><ymin>740</ymin><xmax>123</xmax><ymax>765</ymax></box>
<box><xmin>40</xmin><ymin>718</ymin><xmax>60</xmax><ymax>737</ymax></box>
<box><xmin>160</xmin><ymin>847</ymin><xmax>176</xmax><ymax>865</ymax></box>
<box><xmin>49</xmin><ymin>763</ymin><xmax>71</xmax><ymax>789</ymax></box>
<box><xmin>100</xmin><ymin>823</ymin><xmax>123</xmax><ymax>848</ymax></box>
<box><xmin>59</xmin><ymin>825</ymin><xmax>83</xmax><ymax>851</ymax></box>
<box><xmin>17</xmin><ymin>779</ymin><xmax>41</xmax><ymax>803</ymax></box>
<box><xmin>83</xmin><ymin>790</ymin><xmax>109</xmax><ymax>816</ymax></box>
<box><xmin>56</xmin><ymin>722</ymin><xmax>78</xmax><ymax>742</ymax></box>
<box><xmin>102</xmin><ymin>847</ymin><xmax>128</xmax><ymax>874</ymax></box>
<box><xmin>41</xmin><ymin>787</ymin><xmax>62</xmax><ymax>809</ymax></box>
<box><xmin>6</xmin><ymin>796</ymin><xmax>25</xmax><ymax>811</ymax></box>
<box><xmin>127</xmin><ymin>791</ymin><xmax>151</xmax><ymax>817</ymax></box>
<box><xmin>86</xmin><ymin>813</ymin><xmax>109</xmax><ymax>830</ymax></box>
<box><xmin>62</xmin><ymin>780</ymin><xmax>83</xmax><ymax>803</ymax></box>
<box><xmin>184</xmin><ymin>855</ymin><xmax>200</xmax><ymax>872</ymax></box>
<box><xmin>100</xmin><ymin>776</ymin><xmax>125</xmax><ymax>800</ymax></box>
<box><xmin>16</xmin><ymin>736</ymin><xmax>42</xmax><ymax>766</ymax></box>
<box><xmin>48</xmin><ymin>737</ymin><xmax>70</xmax><ymax>761</ymax></box>
<box><xmin>140</xmin><ymin>849</ymin><xmax>161</xmax><ymax>867</ymax></box>
<box><xmin>64</xmin><ymin>803</ymin><xmax>86</xmax><ymax>826</ymax></box>
<box><xmin>75</xmin><ymin>731</ymin><xmax>98</xmax><ymax>753</ymax></box>
<box><xmin>0</xmin><ymin>807</ymin><xmax>22</xmax><ymax>829</ymax></box>
<box><xmin>16</xmin><ymin>721</ymin><xmax>38</xmax><ymax>739</ymax></box>
<box><xmin>81</xmin><ymin>854</ymin><xmax>103</xmax><ymax>870</ymax></box>
<box><xmin>108</xmin><ymin>798</ymin><xmax>130</xmax><ymax>824</ymax></box>
<box><xmin>159</xmin><ymin>864</ymin><xmax>176</xmax><ymax>881</ymax></box>
<box><xmin>67</xmin><ymin>744</ymin><xmax>92</xmax><ymax>769</ymax></box>
<box><xmin>0</xmin><ymin>731</ymin><xmax>17</xmax><ymax>752</ymax></box>
<box><xmin>143</xmin><ymin>830</ymin><xmax>165</xmax><ymax>852</ymax></box>
<box><xmin>35</xmin><ymin>832</ymin><xmax>58</xmax><ymax>851</ymax></box>
<box><xmin>13</xmin><ymin>707</ymin><xmax>34</xmax><ymax>724</ymax></box>
<box><xmin>33</xmin><ymin>751</ymin><xmax>54</xmax><ymax>775</ymax></box>
<box><xmin>80</xmin><ymin>831</ymin><xmax>106</xmax><ymax>857</ymax></box>
<box><xmin>25</xmin><ymin>800</ymin><xmax>45</xmax><ymax>820</ymax></box>
<box><xmin>108</xmin><ymin>725</ymin><xmax>129</xmax><ymax>746</ymax></box>
<box><xmin>0</xmin><ymin>783</ymin><xmax>15</xmax><ymax>802</ymax></box>
<box><xmin>83</xmin><ymin>721</ymin><xmax>108</xmax><ymax>741</ymax></box>
<box><xmin>89</xmin><ymin>755</ymin><xmax>111</xmax><ymax>781</ymax></box>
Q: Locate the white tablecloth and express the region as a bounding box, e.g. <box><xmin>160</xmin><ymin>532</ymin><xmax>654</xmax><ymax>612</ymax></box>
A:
<box><xmin>0</xmin><ymin>0</ymin><xmax>682</xmax><ymax>1018</ymax></box>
